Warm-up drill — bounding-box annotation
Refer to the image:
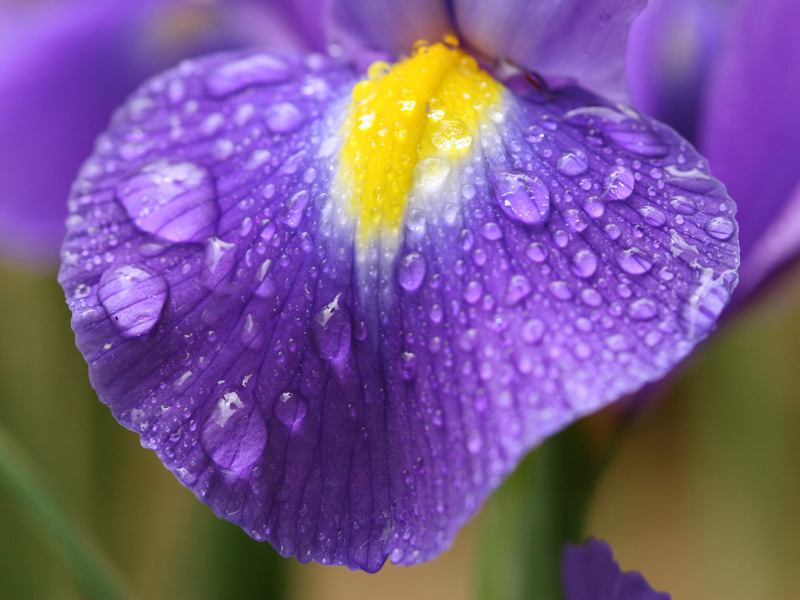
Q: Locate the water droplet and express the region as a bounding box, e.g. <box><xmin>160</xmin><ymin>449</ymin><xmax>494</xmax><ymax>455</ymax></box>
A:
<box><xmin>505</xmin><ymin>275</ymin><xmax>532</xmax><ymax>305</ymax></box>
<box><xmin>432</xmin><ymin>119</ymin><xmax>472</xmax><ymax>150</ymax></box>
<box><xmin>492</xmin><ymin>169</ymin><xmax>551</xmax><ymax>226</ymax></box>
<box><xmin>580</xmin><ymin>288</ymin><xmax>603</xmax><ymax>307</ymax></box>
<box><xmin>564</xmin><ymin>209</ymin><xmax>588</xmax><ymax>233</ymax></box>
<box><xmin>665</xmin><ymin>166</ymin><xmax>716</xmax><ymax>193</ymax></box>
<box><xmin>628</xmin><ymin>298</ymin><xmax>658</xmax><ymax>320</ymax></box>
<box><xmin>400</xmin><ymin>352</ymin><xmax>418</xmax><ymax>380</ymax></box>
<box><xmin>526</xmin><ymin>242</ymin><xmax>547</xmax><ymax>263</ymax></box>
<box><xmin>571</xmin><ymin>249</ymin><xmax>598</xmax><ymax>278</ymax></box>
<box><xmin>280</xmin><ymin>190</ymin><xmax>310</xmax><ymax>229</ymax></box>
<box><xmin>311</xmin><ymin>294</ymin><xmax>351</xmax><ymax>360</ymax></box>
<box><xmin>604</xmin><ymin>223</ymin><xmax>621</xmax><ymax>240</ymax></box>
<box><xmin>548</xmin><ymin>280</ymin><xmax>573</xmax><ymax>301</ymax></box>
<box><xmin>116</xmin><ymin>160</ymin><xmax>219</xmax><ymax>243</ymax></box>
<box><xmin>582</xmin><ymin>196</ymin><xmax>604</xmax><ymax>218</ymax></box>
<box><xmin>464</xmin><ymin>281</ymin><xmax>483</xmax><ymax>304</ymax></box>
<box><xmin>200</xmin><ymin>389</ymin><xmax>267</xmax><ymax>475</ymax></box>
<box><xmin>480</xmin><ymin>222</ymin><xmax>503</xmax><ymax>240</ymax></box>
<box><xmin>206</xmin><ymin>54</ymin><xmax>291</xmax><ymax>97</ymax></box>
<box><xmin>201</xmin><ymin>237</ymin><xmax>237</xmax><ymax>289</ymax></box>
<box><xmin>704</xmin><ymin>216</ymin><xmax>735</xmax><ymax>241</ymax></box>
<box><xmin>615</xmin><ymin>249</ymin><xmax>653</xmax><ymax>275</ymax></box>
<box><xmin>522</xmin><ymin>319</ymin><xmax>545</xmax><ymax>344</ymax></box>
<box><xmin>467</xmin><ymin>430</ymin><xmax>483</xmax><ymax>453</ymax></box>
<box><xmin>604</xmin><ymin>118</ymin><xmax>669</xmax><ymax>157</ymax></box>
<box><xmin>638</xmin><ymin>205</ymin><xmax>667</xmax><ymax>227</ymax></box>
<box><xmin>98</xmin><ymin>264</ymin><xmax>168</xmax><ymax>338</ymax></box>
<box><xmin>397</xmin><ymin>253</ymin><xmax>426</xmax><ymax>292</ymax></box>
<box><xmin>669</xmin><ymin>195</ymin><xmax>696</xmax><ymax>215</ymax></box>
<box><xmin>274</xmin><ymin>391</ymin><xmax>308</xmax><ymax>426</ymax></box>
<box><xmin>266</xmin><ymin>102</ymin><xmax>304</xmax><ymax>133</ymax></box>
<box><xmin>556</xmin><ymin>149</ymin><xmax>589</xmax><ymax>176</ymax></box>
<box><xmin>604</xmin><ymin>166</ymin><xmax>634</xmax><ymax>200</ymax></box>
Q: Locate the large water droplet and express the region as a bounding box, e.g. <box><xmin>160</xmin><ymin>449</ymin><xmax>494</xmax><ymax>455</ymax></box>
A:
<box><xmin>274</xmin><ymin>391</ymin><xmax>308</xmax><ymax>426</ymax></box>
<box><xmin>206</xmin><ymin>54</ymin><xmax>291</xmax><ymax>97</ymax></box>
<box><xmin>201</xmin><ymin>237</ymin><xmax>237</xmax><ymax>289</ymax></box>
<box><xmin>704</xmin><ymin>216</ymin><xmax>736</xmax><ymax>241</ymax></box>
<box><xmin>266</xmin><ymin>102</ymin><xmax>304</xmax><ymax>133</ymax></box>
<box><xmin>98</xmin><ymin>264</ymin><xmax>168</xmax><ymax>338</ymax></box>
<box><xmin>397</xmin><ymin>253</ymin><xmax>426</xmax><ymax>292</ymax></box>
<box><xmin>432</xmin><ymin>119</ymin><xmax>472</xmax><ymax>151</ymax></box>
<box><xmin>200</xmin><ymin>389</ymin><xmax>267</xmax><ymax>475</ymax></box>
<box><xmin>604</xmin><ymin>166</ymin><xmax>634</xmax><ymax>200</ymax></box>
<box><xmin>116</xmin><ymin>160</ymin><xmax>218</xmax><ymax>243</ymax></box>
<box><xmin>311</xmin><ymin>294</ymin><xmax>351</xmax><ymax>360</ymax></box>
<box><xmin>492</xmin><ymin>169</ymin><xmax>551</xmax><ymax>226</ymax></box>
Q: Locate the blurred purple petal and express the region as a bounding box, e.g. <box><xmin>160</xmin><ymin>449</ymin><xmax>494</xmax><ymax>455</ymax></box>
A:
<box><xmin>701</xmin><ymin>0</ymin><xmax>800</xmax><ymax>284</ymax></box>
<box><xmin>626</xmin><ymin>0</ymin><xmax>730</xmax><ymax>141</ymax></box>
<box><xmin>563</xmin><ymin>539</ymin><xmax>671</xmax><ymax>600</ymax></box>
<box><xmin>455</xmin><ymin>0</ymin><xmax>645</xmax><ymax>101</ymax></box>
<box><xmin>60</xmin><ymin>46</ymin><xmax>738</xmax><ymax>571</ymax></box>
<box><xmin>327</xmin><ymin>0</ymin><xmax>452</xmax><ymax>60</ymax></box>
<box><xmin>0</xmin><ymin>0</ymin><xmax>308</xmax><ymax>267</ymax></box>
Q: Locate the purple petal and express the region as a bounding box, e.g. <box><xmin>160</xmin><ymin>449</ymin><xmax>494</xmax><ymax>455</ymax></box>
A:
<box><xmin>327</xmin><ymin>0</ymin><xmax>452</xmax><ymax>59</ymax></box>
<box><xmin>0</xmin><ymin>0</ymin><xmax>308</xmax><ymax>267</ymax></box>
<box><xmin>626</xmin><ymin>0</ymin><xmax>731</xmax><ymax>141</ymax></box>
<box><xmin>563</xmin><ymin>539</ymin><xmax>671</xmax><ymax>600</ymax></box>
<box><xmin>60</xmin><ymin>49</ymin><xmax>738</xmax><ymax>572</ymax></box>
<box><xmin>455</xmin><ymin>0</ymin><xmax>646</xmax><ymax>101</ymax></box>
<box><xmin>700</xmin><ymin>0</ymin><xmax>800</xmax><ymax>287</ymax></box>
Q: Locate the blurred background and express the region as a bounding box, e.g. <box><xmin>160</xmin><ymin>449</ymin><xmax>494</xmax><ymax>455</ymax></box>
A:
<box><xmin>2</xmin><ymin>0</ymin><xmax>800</xmax><ymax>598</ymax></box>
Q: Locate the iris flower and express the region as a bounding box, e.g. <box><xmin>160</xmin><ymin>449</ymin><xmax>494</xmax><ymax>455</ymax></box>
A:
<box><xmin>39</xmin><ymin>0</ymin><xmax>746</xmax><ymax>573</ymax></box>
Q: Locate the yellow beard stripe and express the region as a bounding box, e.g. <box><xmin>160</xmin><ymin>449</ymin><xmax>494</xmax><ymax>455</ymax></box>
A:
<box><xmin>334</xmin><ymin>38</ymin><xmax>505</xmax><ymax>246</ymax></box>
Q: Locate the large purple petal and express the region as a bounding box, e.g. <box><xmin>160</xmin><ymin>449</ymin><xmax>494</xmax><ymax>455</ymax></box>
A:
<box><xmin>626</xmin><ymin>0</ymin><xmax>731</xmax><ymax>141</ymax></box>
<box><xmin>60</xmin><ymin>49</ymin><xmax>738</xmax><ymax>571</ymax></box>
<box><xmin>701</xmin><ymin>0</ymin><xmax>800</xmax><ymax>286</ymax></box>
<box><xmin>327</xmin><ymin>0</ymin><xmax>452</xmax><ymax>60</ymax></box>
<box><xmin>563</xmin><ymin>539</ymin><xmax>671</xmax><ymax>600</ymax></box>
<box><xmin>455</xmin><ymin>0</ymin><xmax>645</xmax><ymax>102</ymax></box>
<box><xmin>0</xmin><ymin>0</ymin><xmax>308</xmax><ymax>267</ymax></box>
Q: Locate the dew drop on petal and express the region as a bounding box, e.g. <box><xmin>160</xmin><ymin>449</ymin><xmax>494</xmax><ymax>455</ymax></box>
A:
<box><xmin>704</xmin><ymin>216</ymin><xmax>736</xmax><ymax>241</ymax></box>
<box><xmin>201</xmin><ymin>237</ymin><xmax>237</xmax><ymax>289</ymax></box>
<box><xmin>526</xmin><ymin>242</ymin><xmax>547</xmax><ymax>263</ymax></box>
<box><xmin>116</xmin><ymin>160</ymin><xmax>219</xmax><ymax>243</ymax></box>
<box><xmin>200</xmin><ymin>389</ymin><xmax>267</xmax><ymax>475</ymax></box>
<box><xmin>669</xmin><ymin>195</ymin><xmax>696</xmax><ymax>215</ymax></box>
<box><xmin>266</xmin><ymin>102</ymin><xmax>305</xmax><ymax>133</ymax></box>
<box><xmin>556</xmin><ymin>149</ymin><xmax>588</xmax><ymax>176</ymax></box>
<box><xmin>492</xmin><ymin>168</ymin><xmax>551</xmax><ymax>226</ymax></box>
<box><xmin>98</xmin><ymin>264</ymin><xmax>168</xmax><ymax>338</ymax></box>
<box><xmin>206</xmin><ymin>54</ymin><xmax>291</xmax><ymax>97</ymax></box>
<box><xmin>397</xmin><ymin>252</ymin><xmax>426</xmax><ymax>292</ymax></box>
<box><xmin>522</xmin><ymin>319</ymin><xmax>545</xmax><ymax>344</ymax></box>
<box><xmin>604</xmin><ymin>166</ymin><xmax>635</xmax><ymax>200</ymax></box>
<box><xmin>638</xmin><ymin>205</ymin><xmax>667</xmax><ymax>227</ymax></box>
<box><xmin>280</xmin><ymin>190</ymin><xmax>310</xmax><ymax>229</ymax></box>
<box><xmin>615</xmin><ymin>249</ymin><xmax>654</xmax><ymax>275</ymax></box>
<box><xmin>571</xmin><ymin>249</ymin><xmax>599</xmax><ymax>278</ymax></box>
<box><xmin>274</xmin><ymin>391</ymin><xmax>308</xmax><ymax>426</ymax></box>
<box><xmin>505</xmin><ymin>274</ymin><xmax>532</xmax><ymax>305</ymax></box>
<box><xmin>582</xmin><ymin>196</ymin><xmax>604</xmax><ymax>218</ymax></box>
<box><xmin>628</xmin><ymin>298</ymin><xmax>658</xmax><ymax>320</ymax></box>
<box><xmin>311</xmin><ymin>294</ymin><xmax>351</xmax><ymax>360</ymax></box>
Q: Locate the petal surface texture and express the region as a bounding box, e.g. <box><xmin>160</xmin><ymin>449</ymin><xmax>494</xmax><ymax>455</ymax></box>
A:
<box><xmin>562</xmin><ymin>539</ymin><xmax>671</xmax><ymax>600</ymax></box>
<box><xmin>701</xmin><ymin>0</ymin><xmax>800</xmax><ymax>288</ymax></box>
<box><xmin>60</xmin><ymin>47</ymin><xmax>739</xmax><ymax>571</ymax></box>
<box><xmin>455</xmin><ymin>0</ymin><xmax>645</xmax><ymax>101</ymax></box>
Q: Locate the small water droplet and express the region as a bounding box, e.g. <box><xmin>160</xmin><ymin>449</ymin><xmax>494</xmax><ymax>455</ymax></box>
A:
<box><xmin>280</xmin><ymin>190</ymin><xmax>310</xmax><ymax>229</ymax></box>
<box><xmin>116</xmin><ymin>160</ymin><xmax>219</xmax><ymax>243</ymax></box>
<box><xmin>480</xmin><ymin>222</ymin><xmax>503</xmax><ymax>240</ymax></box>
<box><xmin>548</xmin><ymin>280</ymin><xmax>573</xmax><ymax>301</ymax></box>
<box><xmin>638</xmin><ymin>205</ymin><xmax>667</xmax><ymax>227</ymax></box>
<box><xmin>615</xmin><ymin>249</ymin><xmax>653</xmax><ymax>275</ymax></box>
<box><xmin>582</xmin><ymin>196</ymin><xmax>605</xmax><ymax>218</ymax></box>
<box><xmin>400</xmin><ymin>352</ymin><xmax>418</xmax><ymax>380</ymax></box>
<box><xmin>704</xmin><ymin>216</ymin><xmax>736</xmax><ymax>241</ymax></box>
<box><xmin>201</xmin><ymin>237</ymin><xmax>237</xmax><ymax>289</ymax></box>
<box><xmin>556</xmin><ymin>149</ymin><xmax>589</xmax><ymax>176</ymax></box>
<box><xmin>266</xmin><ymin>102</ymin><xmax>304</xmax><ymax>133</ymax></box>
<box><xmin>526</xmin><ymin>242</ymin><xmax>547</xmax><ymax>263</ymax></box>
<box><xmin>669</xmin><ymin>195</ymin><xmax>697</xmax><ymax>215</ymax></box>
<box><xmin>580</xmin><ymin>288</ymin><xmax>603</xmax><ymax>307</ymax></box>
<box><xmin>414</xmin><ymin>156</ymin><xmax>450</xmax><ymax>191</ymax></box>
<box><xmin>206</xmin><ymin>54</ymin><xmax>291</xmax><ymax>97</ymax></box>
<box><xmin>492</xmin><ymin>169</ymin><xmax>551</xmax><ymax>226</ymax></box>
<box><xmin>604</xmin><ymin>166</ymin><xmax>635</xmax><ymax>200</ymax></box>
<box><xmin>464</xmin><ymin>281</ymin><xmax>483</xmax><ymax>304</ymax></box>
<box><xmin>274</xmin><ymin>391</ymin><xmax>308</xmax><ymax>426</ymax></box>
<box><xmin>571</xmin><ymin>249</ymin><xmax>598</xmax><ymax>278</ymax></box>
<box><xmin>397</xmin><ymin>253</ymin><xmax>426</xmax><ymax>292</ymax></box>
<box><xmin>628</xmin><ymin>298</ymin><xmax>658</xmax><ymax>320</ymax></box>
<box><xmin>522</xmin><ymin>319</ymin><xmax>545</xmax><ymax>344</ymax></box>
<box><xmin>432</xmin><ymin>119</ymin><xmax>472</xmax><ymax>151</ymax></box>
<box><xmin>98</xmin><ymin>264</ymin><xmax>168</xmax><ymax>338</ymax></box>
<box><xmin>505</xmin><ymin>274</ymin><xmax>532</xmax><ymax>305</ymax></box>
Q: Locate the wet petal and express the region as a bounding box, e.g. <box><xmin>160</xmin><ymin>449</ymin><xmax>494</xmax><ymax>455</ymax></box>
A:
<box><xmin>327</xmin><ymin>0</ymin><xmax>452</xmax><ymax>59</ymax></box>
<box><xmin>60</xmin><ymin>47</ymin><xmax>738</xmax><ymax>572</ymax></box>
<box><xmin>563</xmin><ymin>539</ymin><xmax>671</xmax><ymax>600</ymax></box>
<box><xmin>455</xmin><ymin>0</ymin><xmax>645</xmax><ymax>101</ymax></box>
<box><xmin>0</xmin><ymin>0</ymin><xmax>308</xmax><ymax>266</ymax></box>
<box><xmin>701</xmin><ymin>0</ymin><xmax>800</xmax><ymax>287</ymax></box>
